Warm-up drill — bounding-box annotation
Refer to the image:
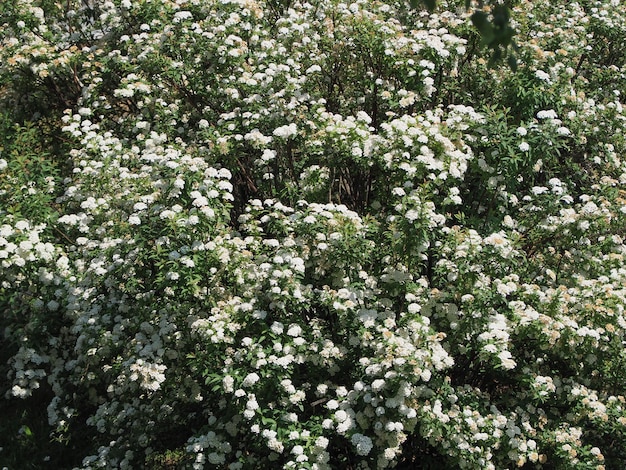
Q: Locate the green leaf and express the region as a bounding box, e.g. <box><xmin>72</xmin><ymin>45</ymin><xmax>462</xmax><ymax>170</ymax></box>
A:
<box><xmin>492</xmin><ymin>5</ymin><xmax>510</xmax><ymax>29</ymax></box>
<box><xmin>261</xmin><ymin>416</ymin><xmax>277</xmax><ymax>427</ymax></box>
<box><xmin>488</xmin><ymin>47</ymin><xmax>503</xmax><ymax>68</ymax></box>
<box><xmin>500</xmin><ymin>29</ymin><xmax>515</xmax><ymax>47</ymax></box>
<box><xmin>22</xmin><ymin>425</ymin><xmax>33</xmax><ymax>437</ymax></box>
<box><xmin>471</xmin><ymin>11</ymin><xmax>495</xmax><ymax>45</ymax></box>
<box><xmin>470</xmin><ymin>11</ymin><xmax>489</xmax><ymax>32</ymax></box>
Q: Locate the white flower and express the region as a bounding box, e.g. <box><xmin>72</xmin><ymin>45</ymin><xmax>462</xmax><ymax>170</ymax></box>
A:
<box><xmin>548</xmin><ymin>177</ymin><xmax>563</xmax><ymax>188</ymax></box>
<box><xmin>173</xmin><ymin>11</ymin><xmax>193</xmax><ymax>23</ymax></box>
<box><xmin>217</xmin><ymin>168</ymin><xmax>232</xmax><ymax>179</ymax></box>
<box><xmin>128</xmin><ymin>360</ymin><xmax>167</xmax><ymax>391</ymax></box>
<box><xmin>114</xmin><ymin>87</ymin><xmax>135</xmax><ymax>98</ymax></box>
<box><xmin>270</xmin><ymin>322</ymin><xmax>284</xmax><ymax>335</ymax></box>
<box><xmin>519</xmin><ymin>141</ymin><xmax>530</xmax><ymax>152</ymax></box>
<box><xmin>193</xmin><ymin>196</ymin><xmax>209</xmax><ymax>207</ymax></box>
<box><xmin>261</xmin><ymin>149</ymin><xmax>276</xmax><ymax>162</ymax></box>
<box><xmin>537</xmin><ymin>109</ymin><xmax>558</xmax><ymax>120</ymax></box>
<box><xmin>483</xmin><ymin>232</ymin><xmax>507</xmax><ymax>247</ymax></box>
<box><xmin>242</xmin><ymin>373</ymin><xmax>260</xmax><ymax>387</ymax></box>
<box><xmin>315</xmin><ymin>436</ymin><xmax>329</xmax><ymax>449</ymax></box>
<box><xmin>581</xmin><ymin>201</ymin><xmax>599</xmax><ymax>215</ymax></box>
<box><xmin>326</xmin><ymin>399</ymin><xmax>339</xmax><ymax>410</ymax></box>
<box><xmin>273</xmin><ymin>123</ymin><xmax>298</xmax><ymax>138</ymax></box>
<box><xmin>498</xmin><ymin>350</ymin><xmax>517</xmax><ymax>369</ymax></box>
<box><xmin>12</xmin><ymin>385</ymin><xmax>29</xmax><ymax>398</ymax></box>
<box><xmin>305</xmin><ymin>64</ymin><xmax>322</xmax><ymax>74</ymax></box>
<box><xmin>556</xmin><ymin>126</ymin><xmax>571</xmax><ymax>136</ymax></box>
<box><xmin>351</xmin><ymin>433</ymin><xmax>373</xmax><ymax>456</ymax></box>
<box><xmin>516</xmin><ymin>127</ymin><xmax>528</xmax><ymax>136</ymax></box>
<box><xmin>405</xmin><ymin>209</ymin><xmax>419</xmax><ymax>222</ymax></box>
<box><xmin>483</xmin><ymin>344</ymin><xmax>498</xmax><ymax>353</ymax></box>
<box><xmin>275</xmin><ymin>355</ymin><xmax>294</xmax><ymax>368</ymax></box>
<box><xmin>128</xmin><ymin>215</ymin><xmax>141</xmax><ymax>225</ymax></box>
<box><xmin>262</xmin><ymin>429</ymin><xmax>277</xmax><ymax>439</ymax></box>
<box><xmin>0</xmin><ymin>159</ymin><xmax>7</xmax><ymax>171</ymax></box>
<box><xmin>289</xmin><ymin>391</ymin><xmax>305</xmax><ymax>404</ymax></box>
<box><xmin>336</xmin><ymin>416</ymin><xmax>355</xmax><ymax>434</ymax></box>
<box><xmin>371</xmin><ymin>379</ymin><xmax>385</xmax><ymax>392</ymax></box>
<box><xmin>356</xmin><ymin>111</ymin><xmax>372</xmax><ymax>124</ymax></box>
<box><xmin>535</xmin><ymin>70</ymin><xmax>552</xmax><ymax>82</ymax></box>
<box><xmin>287</xmin><ymin>324</ymin><xmax>302</xmax><ymax>337</ymax></box>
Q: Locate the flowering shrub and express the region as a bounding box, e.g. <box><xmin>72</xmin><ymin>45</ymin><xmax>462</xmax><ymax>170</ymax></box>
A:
<box><xmin>1</xmin><ymin>0</ymin><xmax>626</xmax><ymax>469</ymax></box>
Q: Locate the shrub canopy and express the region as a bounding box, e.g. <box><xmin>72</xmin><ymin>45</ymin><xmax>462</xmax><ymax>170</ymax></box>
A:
<box><xmin>1</xmin><ymin>0</ymin><xmax>626</xmax><ymax>469</ymax></box>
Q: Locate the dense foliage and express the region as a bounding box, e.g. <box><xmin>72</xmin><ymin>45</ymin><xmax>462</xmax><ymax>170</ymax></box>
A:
<box><xmin>1</xmin><ymin>0</ymin><xmax>626</xmax><ymax>468</ymax></box>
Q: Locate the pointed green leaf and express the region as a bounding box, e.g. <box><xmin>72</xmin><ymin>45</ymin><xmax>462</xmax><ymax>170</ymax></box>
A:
<box><xmin>470</xmin><ymin>11</ymin><xmax>489</xmax><ymax>31</ymax></box>
<box><xmin>492</xmin><ymin>5</ymin><xmax>510</xmax><ymax>28</ymax></box>
<box><xmin>22</xmin><ymin>425</ymin><xmax>33</xmax><ymax>437</ymax></box>
<box><xmin>488</xmin><ymin>47</ymin><xmax>503</xmax><ymax>68</ymax></box>
<box><xmin>471</xmin><ymin>11</ymin><xmax>495</xmax><ymax>44</ymax></box>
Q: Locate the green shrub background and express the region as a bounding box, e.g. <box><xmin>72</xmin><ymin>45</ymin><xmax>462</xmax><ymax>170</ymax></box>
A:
<box><xmin>1</xmin><ymin>0</ymin><xmax>626</xmax><ymax>468</ymax></box>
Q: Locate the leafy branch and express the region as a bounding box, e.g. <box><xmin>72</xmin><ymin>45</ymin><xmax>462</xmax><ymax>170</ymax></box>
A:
<box><xmin>411</xmin><ymin>0</ymin><xmax>518</xmax><ymax>70</ymax></box>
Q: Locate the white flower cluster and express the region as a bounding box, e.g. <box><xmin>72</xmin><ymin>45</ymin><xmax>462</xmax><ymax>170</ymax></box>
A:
<box><xmin>0</xmin><ymin>221</ymin><xmax>56</xmax><ymax>271</ymax></box>
<box><xmin>1</xmin><ymin>0</ymin><xmax>626</xmax><ymax>468</ymax></box>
